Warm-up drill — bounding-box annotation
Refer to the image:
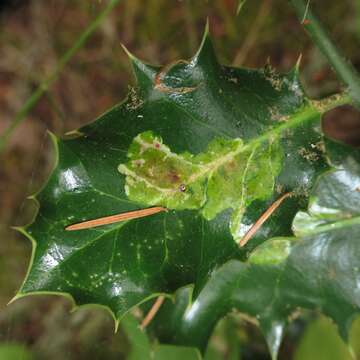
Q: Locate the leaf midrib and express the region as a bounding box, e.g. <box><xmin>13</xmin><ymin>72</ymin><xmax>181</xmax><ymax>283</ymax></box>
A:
<box><xmin>188</xmin><ymin>104</ymin><xmax>320</xmax><ymax>183</ymax></box>
<box><xmin>124</xmin><ymin>104</ymin><xmax>321</xmax><ymax>194</ymax></box>
<box><xmin>298</xmin><ymin>215</ymin><xmax>360</xmax><ymax>236</ymax></box>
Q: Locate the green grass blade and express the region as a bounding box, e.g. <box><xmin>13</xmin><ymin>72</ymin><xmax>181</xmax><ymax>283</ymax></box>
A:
<box><xmin>0</xmin><ymin>0</ymin><xmax>121</xmax><ymax>153</ymax></box>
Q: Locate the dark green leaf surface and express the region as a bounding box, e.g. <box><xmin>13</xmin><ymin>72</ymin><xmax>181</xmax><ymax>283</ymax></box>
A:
<box><xmin>15</xmin><ymin>29</ymin><xmax>350</xmax><ymax>356</ymax></box>
<box><xmin>151</xmin><ymin>141</ymin><xmax>360</xmax><ymax>358</ymax></box>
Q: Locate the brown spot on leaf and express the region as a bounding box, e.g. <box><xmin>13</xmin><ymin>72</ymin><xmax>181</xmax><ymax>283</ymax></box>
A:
<box><xmin>168</xmin><ymin>172</ymin><xmax>180</xmax><ymax>183</ymax></box>
<box><xmin>225</xmin><ymin>160</ymin><xmax>237</xmax><ymax>172</ymax></box>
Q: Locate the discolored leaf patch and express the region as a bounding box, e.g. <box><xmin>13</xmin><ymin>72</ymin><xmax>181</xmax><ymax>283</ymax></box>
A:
<box><xmin>151</xmin><ymin>140</ymin><xmax>360</xmax><ymax>359</ymax></box>
<box><xmin>119</xmin><ymin>130</ymin><xmax>282</xmax><ymax>242</ymax></box>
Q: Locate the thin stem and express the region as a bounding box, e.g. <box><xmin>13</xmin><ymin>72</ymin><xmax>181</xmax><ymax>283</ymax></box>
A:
<box><xmin>289</xmin><ymin>0</ymin><xmax>360</xmax><ymax>107</ymax></box>
<box><xmin>0</xmin><ymin>0</ymin><xmax>121</xmax><ymax>153</ymax></box>
<box><xmin>233</xmin><ymin>0</ymin><xmax>272</xmax><ymax>66</ymax></box>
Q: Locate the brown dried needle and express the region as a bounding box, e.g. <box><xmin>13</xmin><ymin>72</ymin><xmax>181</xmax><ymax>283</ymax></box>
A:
<box><xmin>65</xmin><ymin>206</ymin><xmax>168</xmax><ymax>231</ymax></box>
<box><xmin>140</xmin><ymin>295</ymin><xmax>165</xmax><ymax>330</ymax></box>
<box><xmin>239</xmin><ymin>192</ymin><xmax>292</xmax><ymax>247</ymax></box>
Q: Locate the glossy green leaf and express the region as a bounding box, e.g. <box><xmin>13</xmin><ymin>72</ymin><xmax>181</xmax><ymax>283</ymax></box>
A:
<box><xmin>14</xmin><ymin>29</ymin><xmax>350</xmax><ymax>357</ymax></box>
<box><xmin>150</xmin><ymin>141</ymin><xmax>360</xmax><ymax>358</ymax></box>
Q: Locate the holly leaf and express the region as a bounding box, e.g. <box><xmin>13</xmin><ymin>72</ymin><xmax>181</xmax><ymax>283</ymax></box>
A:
<box><xmin>150</xmin><ymin>139</ymin><xmax>360</xmax><ymax>358</ymax></box>
<box><xmin>14</xmin><ymin>28</ymin><xmax>347</xmax><ymax>356</ymax></box>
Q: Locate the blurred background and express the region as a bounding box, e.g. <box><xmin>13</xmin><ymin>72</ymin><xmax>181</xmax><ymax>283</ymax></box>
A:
<box><xmin>1</xmin><ymin>0</ymin><xmax>360</xmax><ymax>359</ymax></box>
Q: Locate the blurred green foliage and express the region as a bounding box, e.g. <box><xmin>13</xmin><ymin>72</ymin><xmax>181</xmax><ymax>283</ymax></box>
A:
<box><xmin>294</xmin><ymin>316</ymin><xmax>354</xmax><ymax>360</ymax></box>
<box><xmin>0</xmin><ymin>343</ymin><xmax>33</xmax><ymax>360</ymax></box>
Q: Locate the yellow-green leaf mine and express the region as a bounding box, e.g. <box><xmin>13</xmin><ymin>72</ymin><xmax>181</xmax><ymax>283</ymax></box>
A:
<box><xmin>119</xmin><ymin>131</ymin><xmax>283</xmax><ymax>242</ymax></box>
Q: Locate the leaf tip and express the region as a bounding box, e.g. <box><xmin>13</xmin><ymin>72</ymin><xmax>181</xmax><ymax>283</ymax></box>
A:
<box><xmin>46</xmin><ymin>130</ymin><xmax>58</xmax><ymax>143</ymax></box>
<box><xmin>261</xmin><ymin>319</ymin><xmax>286</xmax><ymax>360</ymax></box>
<box><xmin>121</xmin><ymin>43</ymin><xmax>157</xmax><ymax>87</ymax></box>
<box><xmin>120</xmin><ymin>43</ymin><xmax>134</xmax><ymax>60</ymax></box>
<box><xmin>6</xmin><ymin>291</ymin><xmax>35</xmax><ymax>306</ymax></box>
<box><xmin>295</xmin><ymin>53</ymin><xmax>303</xmax><ymax>74</ymax></box>
<box><xmin>336</xmin><ymin>313</ymin><xmax>356</xmax><ymax>344</ymax></box>
<box><xmin>7</xmin><ymin>293</ymin><xmax>22</xmax><ymax>306</ymax></box>
<box><xmin>192</xmin><ymin>20</ymin><xmax>219</xmax><ymax>69</ymax></box>
<box><xmin>64</xmin><ymin>129</ymin><xmax>84</xmax><ymax>140</ymax></box>
<box><xmin>204</xmin><ymin>17</ymin><xmax>210</xmax><ymax>37</ymax></box>
<box><xmin>46</xmin><ymin>130</ymin><xmax>60</xmax><ymax>170</ymax></box>
<box><xmin>11</xmin><ymin>225</ymin><xmax>26</xmax><ymax>235</ymax></box>
<box><xmin>236</xmin><ymin>0</ymin><xmax>246</xmax><ymax>15</ymax></box>
<box><xmin>114</xmin><ymin>318</ymin><xmax>120</xmax><ymax>333</ymax></box>
<box><xmin>194</xmin><ymin>20</ymin><xmax>210</xmax><ymax>57</ymax></box>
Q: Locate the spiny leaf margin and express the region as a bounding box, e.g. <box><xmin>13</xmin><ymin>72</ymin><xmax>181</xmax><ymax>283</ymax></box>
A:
<box><xmin>11</xmin><ymin>26</ymin><xmax>353</xmax><ymax>356</ymax></box>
